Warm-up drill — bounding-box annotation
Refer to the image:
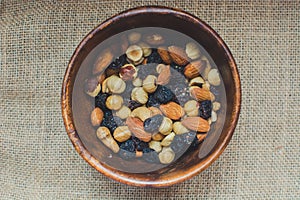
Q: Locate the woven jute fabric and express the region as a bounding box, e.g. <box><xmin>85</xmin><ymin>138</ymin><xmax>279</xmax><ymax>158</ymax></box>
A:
<box><xmin>1</xmin><ymin>1</ymin><xmax>299</xmax><ymax>199</ymax></box>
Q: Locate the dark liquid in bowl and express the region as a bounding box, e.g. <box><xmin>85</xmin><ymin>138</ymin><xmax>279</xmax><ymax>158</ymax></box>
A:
<box><xmin>72</xmin><ymin>27</ymin><xmax>227</xmax><ymax>173</ymax></box>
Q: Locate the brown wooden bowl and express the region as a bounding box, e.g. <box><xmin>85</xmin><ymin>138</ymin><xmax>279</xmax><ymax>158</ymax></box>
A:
<box><xmin>61</xmin><ymin>6</ymin><xmax>241</xmax><ymax>187</ymax></box>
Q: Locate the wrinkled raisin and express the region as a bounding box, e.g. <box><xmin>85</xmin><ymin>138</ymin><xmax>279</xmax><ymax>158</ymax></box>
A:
<box><xmin>153</xmin><ymin>85</ymin><xmax>174</xmax><ymax>104</ymax></box>
<box><xmin>199</xmin><ymin>100</ymin><xmax>212</xmax><ymax>119</ymax></box>
<box><xmin>95</xmin><ymin>93</ymin><xmax>110</xmax><ymax>111</ymax></box>
<box><xmin>147</xmin><ymin>49</ymin><xmax>163</xmax><ymax>64</ymax></box>
<box><xmin>132</xmin><ymin>137</ymin><xmax>149</xmax><ymax>151</ymax></box>
<box><xmin>143</xmin><ymin>114</ymin><xmax>164</xmax><ymax>133</ymax></box>
<box><xmin>146</xmin><ymin>94</ymin><xmax>160</xmax><ymax>107</ymax></box>
<box><xmin>105</xmin><ymin>54</ymin><xmax>128</xmax><ymax>77</ymax></box>
<box><xmin>170</xmin><ymin>62</ymin><xmax>185</xmax><ymax>74</ymax></box>
<box><xmin>119</xmin><ymin>139</ymin><xmax>136</xmax><ymax>160</ymax></box>
<box><xmin>128</xmin><ymin>100</ymin><xmax>143</xmax><ymax>110</ymax></box>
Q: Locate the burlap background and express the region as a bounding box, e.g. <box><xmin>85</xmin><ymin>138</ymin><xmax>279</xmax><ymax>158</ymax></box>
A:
<box><xmin>1</xmin><ymin>0</ymin><xmax>299</xmax><ymax>199</ymax></box>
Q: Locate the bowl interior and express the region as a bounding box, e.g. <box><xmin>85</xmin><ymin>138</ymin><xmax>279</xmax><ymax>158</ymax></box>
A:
<box><xmin>63</xmin><ymin>7</ymin><xmax>240</xmax><ymax>187</ymax></box>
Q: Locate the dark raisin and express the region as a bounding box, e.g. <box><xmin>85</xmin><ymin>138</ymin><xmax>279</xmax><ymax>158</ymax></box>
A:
<box><xmin>128</xmin><ymin>100</ymin><xmax>143</xmax><ymax>110</ymax></box>
<box><xmin>142</xmin><ymin>148</ymin><xmax>160</xmax><ymax>163</ymax></box>
<box><xmin>147</xmin><ymin>49</ymin><xmax>163</xmax><ymax>64</ymax></box>
<box><xmin>119</xmin><ymin>139</ymin><xmax>136</xmax><ymax>160</ymax></box>
<box><xmin>199</xmin><ymin>100</ymin><xmax>212</xmax><ymax>120</ymax></box>
<box><xmin>153</xmin><ymin>85</ymin><xmax>174</xmax><ymax>104</ymax></box>
<box><xmin>143</xmin><ymin>114</ymin><xmax>164</xmax><ymax>133</ymax></box>
<box><xmin>105</xmin><ymin>54</ymin><xmax>128</xmax><ymax>77</ymax></box>
<box><xmin>95</xmin><ymin>93</ymin><xmax>110</xmax><ymax>111</ymax></box>
<box><xmin>146</xmin><ymin>94</ymin><xmax>160</xmax><ymax>107</ymax></box>
<box><xmin>112</xmin><ymin>116</ymin><xmax>124</xmax><ymax>126</ymax></box>
<box><xmin>170</xmin><ymin>62</ymin><xmax>185</xmax><ymax>74</ymax></box>
<box><xmin>101</xmin><ymin>116</ymin><xmax>118</xmax><ymax>132</ymax></box>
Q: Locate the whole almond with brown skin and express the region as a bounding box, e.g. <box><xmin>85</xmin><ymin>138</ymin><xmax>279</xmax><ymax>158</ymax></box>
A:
<box><xmin>93</xmin><ymin>49</ymin><xmax>114</xmax><ymax>74</ymax></box>
<box><xmin>91</xmin><ymin>107</ymin><xmax>103</xmax><ymax>126</ymax></box>
<box><xmin>181</xmin><ymin>117</ymin><xmax>210</xmax><ymax>132</ymax></box>
<box><xmin>184</xmin><ymin>60</ymin><xmax>206</xmax><ymax>79</ymax></box>
<box><xmin>157</xmin><ymin>46</ymin><xmax>172</xmax><ymax>64</ymax></box>
<box><xmin>190</xmin><ymin>86</ymin><xmax>212</xmax><ymax>101</ymax></box>
<box><xmin>126</xmin><ymin>117</ymin><xmax>152</xmax><ymax>142</ymax></box>
<box><xmin>168</xmin><ymin>46</ymin><xmax>189</xmax><ymax>65</ymax></box>
<box><xmin>159</xmin><ymin>102</ymin><xmax>185</xmax><ymax>120</ymax></box>
<box><xmin>157</xmin><ymin>65</ymin><xmax>171</xmax><ymax>85</ymax></box>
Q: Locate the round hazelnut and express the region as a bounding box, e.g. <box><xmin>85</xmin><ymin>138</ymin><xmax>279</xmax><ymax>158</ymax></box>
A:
<box><xmin>105</xmin><ymin>95</ymin><xmax>123</xmax><ymax>110</ymax></box>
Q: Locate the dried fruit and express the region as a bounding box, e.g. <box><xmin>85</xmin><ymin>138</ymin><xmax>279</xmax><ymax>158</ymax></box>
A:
<box><xmin>105</xmin><ymin>95</ymin><xmax>123</xmax><ymax>110</ymax></box>
<box><xmin>153</xmin><ymin>85</ymin><xmax>174</xmax><ymax>104</ymax></box>
<box><xmin>90</xmin><ymin>107</ymin><xmax>104</xmax><ymax>126</ymax></box>
<box><xmin>157</xmin><ymin>46</ymin><xmax>172</xmax><ymax>64</ymax></box>
<box><xmin>113</xmin><ymin>126</ymin><xmax>131</xmax><ymax>142</ymax></box>
<box><xmin>158</xmin><ymin>147</ymin><xmax>175</xmax><ymax>164</ymax></box>
<box><xmin>132</xmin><ymin>136</ymin><xmax>149</xmax><ymax>151</ymax></box>
<box><xmin>118</xmin><ymin>139</ymin><xmax>136</xmax><ymax>159</ymax></box>
<box><xmin>146</xmin><ymin>50</ymin><xmax>163</xmax><ymax>64</ymax></box>
<box><xmin>93</xmin><ymin>49</ymin><xmax>114</xmax><ymax>74</ymax></box>
<box><xmin>131</xmin><ymin>87</ymin><xmax>148</xmax><ymax>104</ymax></box>
<box><xmin>157</xmin><ymin>65</ymin><xmax>171</xmax><ymax>85</ymax></box>
<box><xmin>185</xmin><ymin>42</ymin><xmax>201</xmax><ymax>60</ymax></box>
<box><xmin>105</xmin><ymin>54</ymin><xmax>128</xmax><ymax>77</ymax></box>
<box><xmin>184</xmin><ymin>60</ymin><xmax>206</xmax><ymax>79</ymax></box>
<box><xmin>96</xmin><ymin>126</ymin><xmax>120</xmax><ymax>153</ymax></box>
<box><xmin>207</xmin><ymin>68</ymin><xmax>221</xmax><ymax>86</ymax></box>
<box><xmin>142</xmin><ymin>75</ymin><xmax>157</xmax><ymax>93</ymax></box>
<box><xmin>130</xmin><ymin>107</ymin><xmax>152</xmax><ymax>121</ymax></box>
<box><xmin>189</xmin><ymin>86</ymin><xmax>212</xmax><ymax>101</ymax></box>
<box><xmin>143</xmin><ymin>114</ymin><xmax>164</xmax><ymax>133</ymax></box>
<box><xmin>198</xmin><ymin>100</ymin><xmax>212</xmax><ymax>120</ymax></box>
<box><xmin>159</xmin><ymin>102</ymin><xmax>185</xmax><ymax>120</ymax></box>
<box><xmin>181</xmin><ymin>117</ymin><xmax>210</xmax><ymax>132</ymax></box>
<box><xmin>95</xmin><ymin>93</ymin><xmax>110</xmax><ymax>111</ymax></box>
<box><xmin>126</xmin><ymin>45</ymin><xmax>143</xmax><ymax>63</ymax></box>
<box><xmin>168</xmin><ymin>46</ymin><xmax>189</xmax><ymax>66</ymax></box>
<box><xmin>84</xmin><ymin>77</ymin><xmax>101</xmax><ymax>97</ymax></box>
<box><xmin>161</xmin><ymin>132</ymin><xmax>175</xmax><ymax>147</ymax></box>
<box><xmin>126</xmin><ymin>117</ymin><xmax>152</xmax><ymax>142</ymax></box>
<box><xmin>119</xmin><ymin>64</ymin><xmax>137</xmax><ymax>81</ymax></box>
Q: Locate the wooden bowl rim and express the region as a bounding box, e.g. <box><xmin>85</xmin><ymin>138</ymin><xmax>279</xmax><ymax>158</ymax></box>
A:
<box><xmin>61</xmin><ymin>6</ymin><xmax>241</xmax><ymax>188</ymax></box>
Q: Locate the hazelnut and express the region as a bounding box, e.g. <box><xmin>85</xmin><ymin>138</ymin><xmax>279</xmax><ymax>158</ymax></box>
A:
<box><xmin>189</xmin><ymin>77</ymin><xmax>205</xmax><ymax>87</ymax></box>
<box><xmin>105</xmin><ymin>95</ymin><xmax>123</xmax><ymax>110</ymax></box>
<box><xmin>159</xmin><ymin>117</ymin><xmax>173</xmax><ymax>135</ymax></box>
<box><xmin>113</xmin><ymin>126</ymin><xmax>131</xmax><ymax>142</ymax></box>
<box><xmin>130</xmin><ymin>107</ymin><xmax>152</xmax><ymax>122</ymax></box>
<box><xmin>152</xmin><ymin>132</ymin><xmax>165</xmax><ymax>141</ymax></box>
<box><xmin>161</xmin><ymin>132</ymin><xmax>175</xmax><ymax>147</ymax></box>
<box><xmin>172</xmin><ymin>121</ymin><xmax>189</xmax><ymax>135</ymax></box>
<box><xmin>106</xmin><ymin>75</ymin><xmax>126</xmax><ymax>94</ymax></box>
<box><xmin>90</xmin><ymin>107</ymin><xmax>103</xmax><ymax>126</ymax></box>
<box><xmin>213</xmin><ymin>102</ymin><xmax>221</xmax><ymax>111</ymax></box>
<box><xmin>119</xmin><ymin>64</ymin><xmax>137</xmax><ymax>81</ymax></box>
<box><xmin>101</xmin><ymin>78</ymin><xmax>109</xmax><ymax>93</ymax></box>
<box><xmin>131</xmin><ymin>87</ymin><xmax>148</xmax><ymax>104</ymax></box>
<box><xmin>128</xmin><ymin>32</ymin><xmax>141</xmax><ymax>44</ymax></box>
<box><xmin>132</xmin><ymin>77</ymin><xmax>142</xmax><ymax>87</ymax></box>
<box><xmin>84</xmin><ymin>77</ymin><xmax>101</xmax><ymax>97</ymax></box>
<box><xmin>96</xmin><ymin>126</ymin><xmax>120</xmax><ymax>153</ymax></box>
<box><xmin>185</xmin><ymin>42</ymin><xmax>201</xmax><ymax>60</ymax></box>
<box><xmin>142</xmin><ymin>75</ymin><xmax>157</xmax><ymax>93</ymax></box>
<box><xmin>149</xmin><ymin>141</ymin><xmax>162</xmax><ymax>153</ymax></box>
<box><xmin>158</xmin><ymin>147</ymin><xmax>175</xmax><ymax>164</ymax></box>
<box><xmin>208</xmin><ymin>69</ymin><xmax>221</xmax><ymax>86</ymax></box>
<box><xmin>115</xmin><ymin>106</ymin><xmax>131</xmax><ymax>119</ymax></box>
<box><xmin>138</xmin><ymin>42</ymin><xmax>152</xmax><ymax>57</ymax></box>
<box><xmin>126</xmin><ymin>45</ymin><xmax>143</xmax><ymax>63</ymax></box>
<box><xmin>156</xmin><ymin>63</ymin><xmax>167</xmax><ymax>74</ymax></box>
<box><xmin>184</xmin><ymin>100</ymin><xmax>199</xmax><ymax>117</ymax></box>
<box><xmin>211</xmin><ymin>111</ymin><xmax>217</xmax><ymax>122</ymax></box>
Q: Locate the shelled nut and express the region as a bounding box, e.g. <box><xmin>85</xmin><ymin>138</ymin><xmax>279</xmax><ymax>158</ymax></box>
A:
<box><xmin>115</xmin><ymin>106</ymin><xmax>131</xmax><ymax>119</ymax></box>
<box><xmin>185</xmin><ymin>42</ymin><xmax>201</xmax><ymax>60</ymax></box>
<box><xmin>138</xmin><ymin>42</ymin><xmax>152</xmax><ymax>57</ymax></box>
<box><xmin>184</xmin><ymin>100</ymin><xmax>199</xmax><ymax>117</ymax></box>
<box><xmin>130</xmin><ymin>107</ymin><xmax>151</xmax><ymax>121</ymax></box>
<box><xmin>113</xmin><ymin>126</ymin><xmax>131</xmax><ymax>142</ymax></box>
<box><xmin>158</xmin><ymin>147</ymin><xmax>175</xmax><ymax>164</ymax></box>
<box><xmin>119</xmin><ymin>64</ymin><xmax>137</xmax><ymax>81</ymax></box>
<box><xmin>159</xmin><ymin>117</ymin><xmax>173</xmax><ymax>135</ymax></box>
<box><xmin>106</xmin><ymin>75</ymin><xmax>126</xmax><ymax>94</ymax></box>
<box><xmin>208</xmin><ymin>69</ymin><xmax>221</xmax><ymax>86</ymax></box>
<box><xmin>172</xmin><ymin>121</ymin><xmax>189</xmax><ymax>135</ymax></box>
<box><xmin>90</xmin><ymin>107</ymin><xmax>103</xmax><ymax>126</ymax></box>
<box><xmin>96</xmin><ymin>126</ymin><xmax>119</xmax><ymax>153</ymax></box>
<box><xmin>131</xmin><ymin>87</ymin><xmax>148</xmax><ymax>104</ymax></box>
<box><xmin>161</xmin><ymin>132</ymin><xmax>175</xmax><ymax>147</ymax></box>
<box><xmin>152</xmin><ymin>132</ymin><xmax>165</xmax><ymax>141</ymax></box>
<box><xmin>213</xmin><ymin>102</ymin><xmax>221</xmax><ymax>111</ymax></box>
<box><xmin>126</xmin><ymin>45</ymin><xmax>143</xmax><ymax>63</ymax></box>
<box><xmin>142</xmin><ymin>75</ymin><xmax>157</xmax><ymax>93</ymax></box>
<box><xmin>132</xmin><ymin>77</ymin><xmax>143</xmax><ymax>87</ymax></box>
<box><xmin>106</xmin><ymin>95</ymin><xmax>123</xmax><ymax>110</ymax></box>
<box><xmin>149</xmin><ymin>141</ymin><xmax>162</xmax><ymax>153</ymax></box>
<box><xmin>85</xmin><ymin>77</ymin><xmax>101</xmax><ymax>97</ymax></box>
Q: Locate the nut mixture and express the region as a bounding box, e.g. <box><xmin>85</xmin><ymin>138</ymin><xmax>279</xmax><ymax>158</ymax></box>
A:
<box><xmin>85</xmin><ymin>31</ymin><xmax>222</xmax><ymax>165</ymax></box>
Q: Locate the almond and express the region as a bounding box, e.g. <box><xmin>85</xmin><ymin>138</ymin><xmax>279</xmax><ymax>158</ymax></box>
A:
<box><xmin>168</xmin><ymin>46</ymin><xmax>189</xmax><ymax>65</ymax></box>
<box><xmin>189</xmin><ymin>86</ymin><xmax>212</xmax><ymax>101</ymax></box>
<box><xmin>196</xmin><ymin>134</ymin><xmax>207</xmax><ymax>142</ymax></box>
<box><xmin>90</xmin><ymin>107</ymin><xmax>103</xmax><ymax>126</ymax></box>
<box><xmin>126</xmin><ymin>117</ymin><xmax>151</xmax><ymax>142</ymax></box>
<box><xmin>181</xmin><ymin>117</ymin><xmax>210</xmax><ymax>132</ymax></box>
<box><xmin>93</xmin><ymin>49</ymin><xmax>114</xmax><ymax>74</ymax></box>
<box><xmin>157</xmin><ymin>65</ymin><xmax>171</xmax><ymax>85</ymax></box>
<box><xmin>159</xmin><ymin>102</ymin><xmax>185</xmax><ymax>120</ymax></box>
<box><xmin>157</xmin><ymin>46</ymin><xmax>172</xmax><ymax>64</ymax></box>
<box><xmin>184</xmin><ymin>60</ymin><xmax>206</xmax><ymax>79</ymax></box>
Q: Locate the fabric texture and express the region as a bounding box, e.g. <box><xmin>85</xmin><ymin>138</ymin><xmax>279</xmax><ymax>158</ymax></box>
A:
<box><xmin>0</xmin><ymin>1</ymin><xmax>299</xmax><ymax>199</ymax></box>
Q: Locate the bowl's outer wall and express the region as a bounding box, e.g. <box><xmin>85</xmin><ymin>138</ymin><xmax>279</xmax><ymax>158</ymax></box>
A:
<box><xmin>62</xmin><ymin>6</ymin><xmax>241</xmax><ymax>187</ymax></box>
